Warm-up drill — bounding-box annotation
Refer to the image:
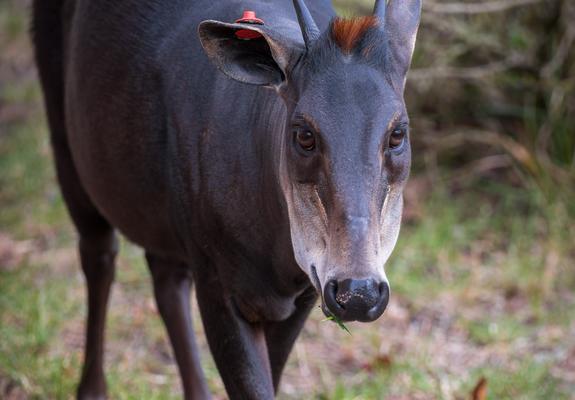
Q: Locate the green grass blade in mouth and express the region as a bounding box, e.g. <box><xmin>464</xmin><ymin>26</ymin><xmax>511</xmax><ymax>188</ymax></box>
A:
<box><xmin>320</xmin><ymin>306</ymin><xmax>351</xmax><ymax>335</ymax></box>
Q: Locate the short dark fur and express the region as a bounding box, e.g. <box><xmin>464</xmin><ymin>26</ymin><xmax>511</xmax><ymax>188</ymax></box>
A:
<box><xmin>305</xmin><ymin>18</ymin><xmax>393</xmax><ymax>81</ymax></box>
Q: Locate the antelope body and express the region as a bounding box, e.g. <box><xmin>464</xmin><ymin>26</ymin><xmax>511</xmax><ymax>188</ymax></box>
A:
<box><xmin>32</xmin><ymin>0</ymin><xmax>422</xmax><ymax>398</ymax></box>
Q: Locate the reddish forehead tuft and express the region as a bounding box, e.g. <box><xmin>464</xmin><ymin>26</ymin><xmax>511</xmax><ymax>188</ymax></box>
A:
<box><xmin>331</xmin><ymin>16</ymin><xmax>378</xmax><ymax>54</ymax></box>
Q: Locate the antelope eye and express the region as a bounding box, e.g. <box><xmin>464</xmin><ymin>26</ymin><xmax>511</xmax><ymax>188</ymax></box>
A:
<box><xmin>296</xmin><ymin>130</ymin><xmax>316</xmax><ymax>152</ymax></box>
<box><xmin>389</xmin><ymin>128</ymin><xmax>406</xmax><ymax>149</ymax></box>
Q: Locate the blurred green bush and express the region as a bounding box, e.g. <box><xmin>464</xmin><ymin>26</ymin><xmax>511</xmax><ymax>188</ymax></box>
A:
<box><xmin>337</xmin><ymin>0</ymin><xmax>574</xmax><ymax>202</ymax></box>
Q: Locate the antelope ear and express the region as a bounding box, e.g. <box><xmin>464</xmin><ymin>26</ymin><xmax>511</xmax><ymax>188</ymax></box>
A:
<box><xmin>198</xmin><ymin>20</ymin><xmax>298</xmax><ymax>87</ymax></box>
<box><xmin>385</xmin><ymin>0</ymin><xmax>422</xmax><ymax>81</ymax></box>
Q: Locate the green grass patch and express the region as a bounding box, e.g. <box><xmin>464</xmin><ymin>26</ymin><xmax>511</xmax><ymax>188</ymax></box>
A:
<box><xmin>465</xmin><ymin>360</ymin><xmax>568</xmax><ymax>400</ymax></box>
<box><xmin>464</xmin><ymin>316</ymin><xmax>529</xmax><ymax>346</ymax></box>
<box><xmin>0</xmin><ymin>262</ymin><xmax>82</xmax><ymax>398</ymax></box>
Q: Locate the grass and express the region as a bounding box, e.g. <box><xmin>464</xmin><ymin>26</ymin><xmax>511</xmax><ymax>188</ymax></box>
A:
<box><xmin>0</xmin><ymin>262</ymin><xmax>81</xmax><ymax>398</ymax></box>
<box><xmin>1</xmin><ymin>0</ymin><xmax>575</xmax><ymax>399</ymax></box>
<box><xmin>322</xmin><ymin>312</ymin><xmax>352</xmax><ymax>335</ymax></box>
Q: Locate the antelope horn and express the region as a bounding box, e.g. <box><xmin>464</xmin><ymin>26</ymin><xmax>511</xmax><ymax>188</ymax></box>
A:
<box><xmin>292</xmin><ymin>0</ymin><xmax>320</xmax><ymax>48</ymax></box>
<box><xmin>373</xmin><ymin>0</ymin><xmax>387</xmax><ymax>26</ymax></box>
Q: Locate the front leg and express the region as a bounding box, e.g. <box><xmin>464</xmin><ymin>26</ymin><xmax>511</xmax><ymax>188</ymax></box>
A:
<box><xmin>194</xmin><ymin>268</ymin><xmax>274</xmax><ymax>400</ymax></box>
<box><xmin>146</xmin><ymin>253</ymin><xmax>210</xmax><ymax>400</ymax></box>
<box><xmin>265</xmin><ymin>286</ymin><xmax>317</xmax><ymax>392</ymax></box>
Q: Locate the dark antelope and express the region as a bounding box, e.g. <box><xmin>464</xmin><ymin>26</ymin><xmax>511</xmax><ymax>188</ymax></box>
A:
<box><xmin>32</xmin><ymin>0</ymin><xmax>421</xmax><ymax>398</ymax></box>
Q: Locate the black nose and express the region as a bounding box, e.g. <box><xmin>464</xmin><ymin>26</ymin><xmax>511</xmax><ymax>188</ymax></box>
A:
<box><xmin>323</xmin><ymin>278</ymin><xmax>389</xmax><ymax>322</ymax></box>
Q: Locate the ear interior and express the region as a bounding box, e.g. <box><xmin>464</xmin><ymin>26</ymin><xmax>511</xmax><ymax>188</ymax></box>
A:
<box><xmin>199</xmin><ymin>22</ymin><xmax>285</xmax><ymax>86</ymax></box>
<box><xmin>385</xmin><ymin>0</ymin><xmax>422</xmax><ymax>78</ymax></box>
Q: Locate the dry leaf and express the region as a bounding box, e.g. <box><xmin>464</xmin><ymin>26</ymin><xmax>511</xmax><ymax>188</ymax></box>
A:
<box><xmin>471</xmin><ymin>376</ymin><xmax>488</xmax><ymax>400</ymax></box>
<box><xmin>362</xmin><ymin>353</ymin><xmax>393</xmax><ymax>372</ymax></box>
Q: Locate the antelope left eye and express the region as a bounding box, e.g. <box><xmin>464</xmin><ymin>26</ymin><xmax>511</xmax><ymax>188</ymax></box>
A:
<box><xmin>296</xmin><ymin>130</ymin><xmax>316</xmax><ymax>152</ymax></box>
<box><xmin>389</xmin><ymin>128</ymin><xmax>406</xmax><ymax>149</ymax></box>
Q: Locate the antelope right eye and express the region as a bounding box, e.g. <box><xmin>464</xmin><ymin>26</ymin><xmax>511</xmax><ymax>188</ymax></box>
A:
<box><xmin>295</xmin><ymin>130</ymin><xmax>316</xmax><ymax>152</ymax></box>
<box><xmin>389</xmin><ymin>127</ymin><xmax>406</xmax><ymax>150</ymax></box>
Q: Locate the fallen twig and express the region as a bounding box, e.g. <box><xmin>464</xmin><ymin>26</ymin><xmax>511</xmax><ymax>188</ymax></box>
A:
<box><xmin>409</xmin><ymin>54</ymin><xmax>526</xmax><ymax>81</ymax></box>
<box><xmin>425</xmin><ymin>0</ymin><xmax>544</xmax><ymax>14</ymax></box>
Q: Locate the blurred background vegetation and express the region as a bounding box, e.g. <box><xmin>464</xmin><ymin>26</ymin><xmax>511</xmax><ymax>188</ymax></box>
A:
<box><xmin>1</xmin><ymin>0</ymin><xmax>574</xmax><ymax>399</ymax></box>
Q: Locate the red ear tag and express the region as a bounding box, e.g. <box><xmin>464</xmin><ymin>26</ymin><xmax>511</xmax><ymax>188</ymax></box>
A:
<box><xmin>235</xmin><ymin>10</ymin><xmax>265</xmax><ymax>40</ymax></box>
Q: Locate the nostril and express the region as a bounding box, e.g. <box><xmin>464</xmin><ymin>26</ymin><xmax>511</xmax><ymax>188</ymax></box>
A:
<box><xmin>323</xmin><ymin>279</ymin><xmax>345</xmax><ymax>316</ymax></box>
<box><xmin>327</xmin><ymin>279</ymin><xmax>338</xmax><ymax>298</ymax></box>
<box><xmin>379</xmin><ymin>281</ymin><xmax>389</xmax><ymax>297</ymax></box>
<box><xmin>378</xmin><ymin>281</ymin><xmax>390</xmax><ymax>309</ymax></box>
